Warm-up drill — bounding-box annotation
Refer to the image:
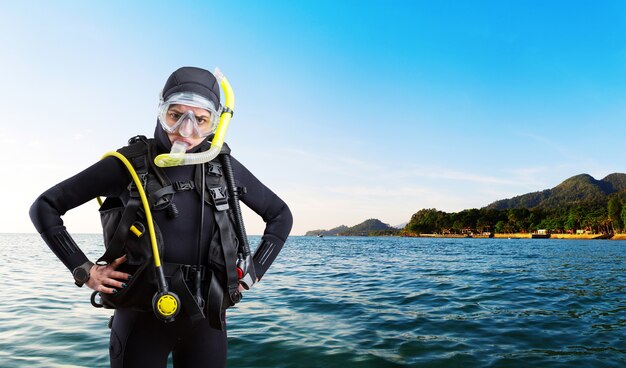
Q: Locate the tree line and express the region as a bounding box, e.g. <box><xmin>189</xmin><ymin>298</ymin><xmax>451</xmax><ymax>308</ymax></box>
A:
<box><xmin>405</xmin><ymin>194</ymin><xmax>626</xmax><ymax>235</ymax></box>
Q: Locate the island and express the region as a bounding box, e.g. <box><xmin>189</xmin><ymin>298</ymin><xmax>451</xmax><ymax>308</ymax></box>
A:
<box><xmin>307</xmin><ymin>173</ymin><xmax>626</xmax><ymax>239</ymax></box>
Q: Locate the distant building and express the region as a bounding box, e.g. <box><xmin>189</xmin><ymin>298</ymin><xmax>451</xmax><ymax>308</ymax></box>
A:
<box><xmin>532</xmin><ymin>229</ymin><xmax>551</xmax><ymax>239</ymax></box>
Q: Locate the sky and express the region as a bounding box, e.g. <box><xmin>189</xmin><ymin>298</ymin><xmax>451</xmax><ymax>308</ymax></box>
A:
<box><xmin>2</xmin><ymin>1</ymin><xmax>626</xmax><ymax>236</ymax></box>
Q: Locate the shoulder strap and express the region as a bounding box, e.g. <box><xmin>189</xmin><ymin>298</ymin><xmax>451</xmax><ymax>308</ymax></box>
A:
<box><xmin>214</xmin><ymin>209</ymin><xmax>241</xmax><ymax>305</ymax></box>
<box><xmin>194</xmin><ymin>158</ymin><xmax>230</xmax><ymax>211</ymax></box>
<box><xmin>192</xmin><ymin>147</ymin><xmax>242</xmax><ymax>307</ymax></box>
<box><xmin>117</xmin><ymin>135</ymin><xmax>151</xmax><ymax>159</ymax></box>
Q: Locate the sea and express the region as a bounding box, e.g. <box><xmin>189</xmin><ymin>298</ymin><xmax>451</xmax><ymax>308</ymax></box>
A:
<box><xmin>0</xmin><ymin>234</ymin><xmax>625</xmax><ymax>367</ymax></box>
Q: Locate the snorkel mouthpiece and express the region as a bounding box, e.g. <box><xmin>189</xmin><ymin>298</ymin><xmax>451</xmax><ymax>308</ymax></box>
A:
<box><xmin>154</xmin><ymin>67</ymin><xmax>234</xmax><ymax>167</ymax></box>
<box><xmin>171</xmin><ymin>140</ymin><xmax>189</xmax><ymax>154</ymax></box>
<box><xmin>154</xmin><ymin>140</ymin><xmax>189</xmax><ymax>167</ymax></box>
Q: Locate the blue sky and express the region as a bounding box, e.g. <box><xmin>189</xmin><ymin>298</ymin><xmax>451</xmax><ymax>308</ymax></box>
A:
<box><xmin>2</xmin><ymin>1</ymin><xmax>626</xmax><ymax>235</ymax></box>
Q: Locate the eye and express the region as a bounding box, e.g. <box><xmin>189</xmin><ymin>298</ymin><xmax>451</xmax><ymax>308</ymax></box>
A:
<box><xmin>168</xmin><ymin>111</ymin><xmax>182</xmax><ymax>120</ymax></box>
<box><xmin>197</xmin><ymin>116</ymin><xmax>211</xmax><ymax>125</ymax></box>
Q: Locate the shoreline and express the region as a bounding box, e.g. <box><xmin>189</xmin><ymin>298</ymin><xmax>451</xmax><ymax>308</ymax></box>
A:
<box><xmin>400</xmin><ymin>232</ymin><xmax>625</xmax><ymax>240</ymax></box>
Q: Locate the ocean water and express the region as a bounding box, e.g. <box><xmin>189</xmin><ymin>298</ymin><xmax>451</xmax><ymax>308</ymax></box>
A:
<box><xmin>0</xmin><ymin>234</ymin><xmax>625</xmax><ymax>367</ymax></box>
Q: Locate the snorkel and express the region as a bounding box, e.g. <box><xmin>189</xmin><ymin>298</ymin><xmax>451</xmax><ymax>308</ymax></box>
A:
<box><xmin>154</xmin><ymin>68</ymin><xmax>234</xmax><ymax>168</ymax></box>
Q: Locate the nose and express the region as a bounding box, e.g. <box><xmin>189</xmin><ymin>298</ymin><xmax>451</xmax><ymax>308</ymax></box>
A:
<box><xmin>178</xmin><ymin>117</ymin><xmax>194</xmax><ymax>137</ymax></box>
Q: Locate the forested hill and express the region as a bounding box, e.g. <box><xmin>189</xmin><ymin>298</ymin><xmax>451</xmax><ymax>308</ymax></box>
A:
<box><xmin>306</xmin><ymin>219</ymin><xmax>399</xmax><ymax>236</ymax></box>
<box><xmin>486</xmin><ymin>173</ymin><xmax>626</xmax><ymax>210</ymax></box>
<box><xmin>305</xmin><ymin>225</ymin><xmax>349</xmax><ymax>237</ymax></box>
<box><xmin>406</xmin><ymin>173</ymin><xmax>626</xmax><ymax>235</ymax></box>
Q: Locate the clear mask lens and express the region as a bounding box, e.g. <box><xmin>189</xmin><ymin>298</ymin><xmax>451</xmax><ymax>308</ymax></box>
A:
<box><xmin>163</xmin><ymin>109</ymin><xmax>214</xmax><ymax>137</ymax></box>
<box><xmin>158</xmin><ymin>92</ymin><xmax>221</xmax><ymax>137</ymax></box>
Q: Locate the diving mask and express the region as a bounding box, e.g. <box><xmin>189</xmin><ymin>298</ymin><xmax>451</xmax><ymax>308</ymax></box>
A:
<box><xmin>158</xmin><ymin>92</ymin><xmax>222</xmax><ymax>138</ymax></box>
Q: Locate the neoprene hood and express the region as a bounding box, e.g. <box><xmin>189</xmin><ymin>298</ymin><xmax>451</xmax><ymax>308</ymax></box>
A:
<box><xmin>161</xmin><ymin>67</ymin><xmax>220</xmax><ymax>110</ymax></box>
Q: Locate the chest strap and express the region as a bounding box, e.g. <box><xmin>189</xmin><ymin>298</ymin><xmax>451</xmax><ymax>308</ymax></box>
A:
<box><xmin>149</xmin><ymin>180</ymin><xmax>195</xmax><ymax>207</ymax></box>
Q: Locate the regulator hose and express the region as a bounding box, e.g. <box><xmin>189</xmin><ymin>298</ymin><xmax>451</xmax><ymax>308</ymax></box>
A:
<box><xmin>100</xmin><ymin>151</ymin><xmax>180</xmax><ymax>322</ymax></box>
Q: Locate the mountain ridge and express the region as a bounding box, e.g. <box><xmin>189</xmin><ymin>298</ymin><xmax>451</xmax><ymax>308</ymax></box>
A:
<box><xmin>308</xmin><ymin>173</ymin><xmax>626</xmax><ymax>236</ymax></box>
<box><xmin>486</xmin><ymin>173</ymin><xmax>626</xmax><ymax>210</ymax></box>
<box><xmin>305</xmin><ymin>219</ymin><xmax>398</xmax><ymax>236</ymax></box>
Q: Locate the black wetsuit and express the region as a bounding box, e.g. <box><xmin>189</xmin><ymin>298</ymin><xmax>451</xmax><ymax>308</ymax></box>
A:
<box><xmin>29</xmin><ymin>127</ymin><xmax>293</xmax><ymax>367</ymax></box>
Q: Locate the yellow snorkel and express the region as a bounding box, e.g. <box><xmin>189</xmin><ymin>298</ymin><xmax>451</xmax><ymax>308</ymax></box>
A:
<box><xmin>154</xmin><ymin>67</ymin><xmax>235</xmax><ymax>168</ymax></box>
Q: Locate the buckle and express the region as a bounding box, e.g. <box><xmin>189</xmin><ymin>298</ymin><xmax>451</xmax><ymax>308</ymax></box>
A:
<box><xmin>207</xmin><ymin>163</ymin><xmax>222</xmax><ymax>176</ymax></box>
<box><xmin>181</xmin><ymin>265</ymin><xmax>205</xmax><ymax>281</ymax></box>
<box><xmin>209</xmin><ymin>186</ymin><xmax>229</xmax><ymax>211</ymax></box>
<box><xmin>174</xmin><ymin>180</ymin><xmax>195</xmax><ymax>191</ymax></box>
<box><xmin>128</xmin><ymin>173</ymin><xmax>148</xmax><ymax>197</ymax></box>
<box><xmin>128</xmin><ymin>135</ymin><xmax>147</xmax><ymax>144</ymax></box>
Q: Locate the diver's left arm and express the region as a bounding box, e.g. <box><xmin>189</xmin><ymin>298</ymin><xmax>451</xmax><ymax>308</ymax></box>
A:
<box><xmin>230</xmin><ymin>156</ymin><xmax>293</xmax><ymax>281</ymax></box>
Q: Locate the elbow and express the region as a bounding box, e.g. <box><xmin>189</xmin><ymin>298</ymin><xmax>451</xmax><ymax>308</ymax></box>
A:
<box><xmin>283</xmin><ymin>204</ymin><xmax>293</xmax><ymax>234</ymax></box>
<box><xmin>29</xmin><ymin>186</ymin><xmax>65</xmax><ymax>233</ymax></box>
<box><xmin>263</xmin><ymin>201</ymin><xmax>293</xmax><ymax>244</ymax></box>
<box><xmin>273</xmin><ymin>201</ymin><xmax>293</xmax><ymax>234</ymax></box>
<box><xmin>29</xmin><ymin>196</ymin><xmax>47</xmax><ymax>233</ymax></box>
<box><xmin>276</xmin><ymin>202</ymin><xmax>293</xmax><ymax>241</ymax></box>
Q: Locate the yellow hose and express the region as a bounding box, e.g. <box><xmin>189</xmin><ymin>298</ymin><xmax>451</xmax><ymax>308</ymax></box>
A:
<box><xmin>211</xmin><ymin>71</ymin><xmax>235</xmax><ymax>146</ymax></box>
<box><xmin>101</xmin><ymin>151</ymin><xmax>163</xmax><ymax>268</ymax></box>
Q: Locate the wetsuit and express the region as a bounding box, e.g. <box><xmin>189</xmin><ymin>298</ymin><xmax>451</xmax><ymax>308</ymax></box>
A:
<box><xmin>29</xmin><ymin>126</ymin><xmax>293</xmax><ymax>367</ymax></box>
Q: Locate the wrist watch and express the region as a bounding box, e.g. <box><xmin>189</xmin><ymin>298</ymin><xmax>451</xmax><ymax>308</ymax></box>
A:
<box><xmin>72</xmin><ymin>261</ymin><xmax>95</xmax><ymax>287</ymax></box>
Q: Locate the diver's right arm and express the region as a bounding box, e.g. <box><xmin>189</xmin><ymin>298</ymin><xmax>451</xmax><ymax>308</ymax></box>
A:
<box><xmin>29</xmin><ymin>157</ymin><xmax>130</xmax><ymax>280</ymax></box>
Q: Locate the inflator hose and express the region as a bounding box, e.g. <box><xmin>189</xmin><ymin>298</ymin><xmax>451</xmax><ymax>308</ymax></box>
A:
<box><xmin>220</xmin><ymin>154</ymin><xmax>251</xmax><ymax>258</ymax></box>
<box><xmin>221</xmin><ymin>154</ymin><xmax>257</xmax><ymax>289</ymax></box>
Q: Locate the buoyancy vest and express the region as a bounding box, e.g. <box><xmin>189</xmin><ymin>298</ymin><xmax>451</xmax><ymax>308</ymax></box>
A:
<box><xmin>95</xmin><ymin>135</ymin><xmax>241</xmax><ymax>330</ymax></box>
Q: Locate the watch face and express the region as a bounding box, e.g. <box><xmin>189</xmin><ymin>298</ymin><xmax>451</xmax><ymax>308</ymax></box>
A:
<box><xmin>74</xmin><ymin>267</ymin><xmax>89</xmax><ymax>283</ymax></box>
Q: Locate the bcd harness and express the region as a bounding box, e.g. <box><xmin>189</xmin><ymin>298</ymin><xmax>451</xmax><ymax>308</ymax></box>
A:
<box><xmin>93</xmin><ymin>135</ymin><xmax>242</xmax><ymax>330</ymax></box>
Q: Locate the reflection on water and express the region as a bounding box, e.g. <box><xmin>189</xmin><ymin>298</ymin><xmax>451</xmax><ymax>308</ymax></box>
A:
<box><xmin>0</xmin><ymin>234</ymin><xmax>625</xmax><ymax>367</ymax></box>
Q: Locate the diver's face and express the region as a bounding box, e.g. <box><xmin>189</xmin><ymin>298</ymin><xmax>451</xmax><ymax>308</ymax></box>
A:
<box><xmin>165</xmin><ymin>104</ymin><xmax>212</xmax><ymax>150</ymax></box>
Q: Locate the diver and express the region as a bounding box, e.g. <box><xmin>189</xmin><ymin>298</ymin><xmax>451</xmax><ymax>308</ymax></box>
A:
<box><xmin>29</xmin><ymin>66</ymin><xmax>293</xmax><ymax>367</ymax></box>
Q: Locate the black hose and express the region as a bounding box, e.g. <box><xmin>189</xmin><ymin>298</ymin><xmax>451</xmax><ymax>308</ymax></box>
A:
<box><xmin>220</xmin><ymin>154</ymin><xmax>251</xmax><ymax>257</ymax></box>
<box><xmin>195</xmin><ymin>163</ymin><xmax>206</xmax><ymax>308</ymax></box>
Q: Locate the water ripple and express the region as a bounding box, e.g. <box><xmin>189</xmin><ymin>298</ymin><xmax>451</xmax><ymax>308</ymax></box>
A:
<box><xmin>2</xmin><ymin>235</ymin><xmax>626</xmax><ymax>367</ymax></box>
